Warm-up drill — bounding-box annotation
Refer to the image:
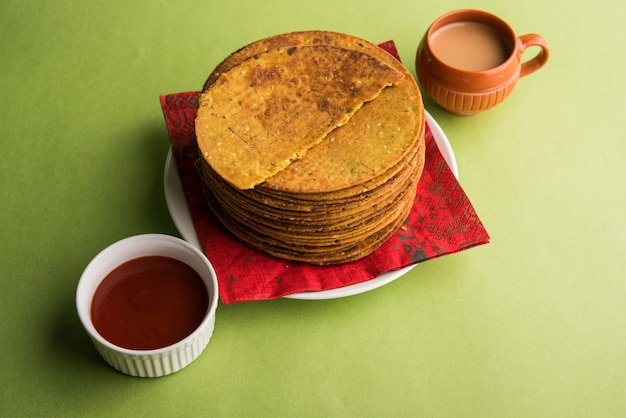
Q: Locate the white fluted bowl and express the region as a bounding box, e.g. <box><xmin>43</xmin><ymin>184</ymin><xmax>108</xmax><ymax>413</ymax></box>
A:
<box><xmin>76</xmin><ymin>234</ymin><xmax>219</xmax><ymax>377</ymax></box>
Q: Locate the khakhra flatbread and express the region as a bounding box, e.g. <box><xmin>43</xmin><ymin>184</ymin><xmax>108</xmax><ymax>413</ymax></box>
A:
<box><xmin>194</xmin><ymin>31</ymin><xmax>425</xmax><ymax>265</ymax></box>
<box><xmin>203</xmin><ymin>30</ymin><xmax>424</xmax><ymax>196</ymax></box>
<box><xmin>196</xmin><ymin>44</ymin><xmax>404</xmax><ymax>190</ymax></box>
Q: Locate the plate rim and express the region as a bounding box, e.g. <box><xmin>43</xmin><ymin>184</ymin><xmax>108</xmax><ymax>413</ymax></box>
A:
<box><xmin>163</xmin><ymin>109</ymin><xmax>457</xmax><ymax>300</ymax></box>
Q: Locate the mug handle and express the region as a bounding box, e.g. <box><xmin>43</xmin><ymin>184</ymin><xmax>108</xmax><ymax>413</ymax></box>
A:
<box><xmin>518</xmin><ymin>34</ymin><xmax>550</xmax><ymax>77</ymax></box>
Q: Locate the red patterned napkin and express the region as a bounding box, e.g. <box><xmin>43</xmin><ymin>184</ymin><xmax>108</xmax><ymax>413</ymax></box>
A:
<box><xmin>160</xmin><ymin>41</ymin><xmax>489</xmax><ymax>303</ymax></box>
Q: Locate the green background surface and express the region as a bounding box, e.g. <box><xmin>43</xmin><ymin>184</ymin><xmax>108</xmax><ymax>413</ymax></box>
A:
<box><xmin>2</xmin><ymin>0</ymin><xmax>625</xmax><ymax>416</ymax></box>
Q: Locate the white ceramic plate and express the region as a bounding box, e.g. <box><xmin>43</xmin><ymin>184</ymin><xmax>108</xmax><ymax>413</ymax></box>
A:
<box><xmin>164</xmin><ymin>110</ymin><xmax>457</xmax><ymax>300</ymax></box>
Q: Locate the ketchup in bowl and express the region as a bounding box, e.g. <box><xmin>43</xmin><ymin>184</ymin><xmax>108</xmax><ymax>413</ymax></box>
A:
<box><xmin>91</xmin><ymin>256</ymin><xmax>209</xmax><ymax>351</ymax></box>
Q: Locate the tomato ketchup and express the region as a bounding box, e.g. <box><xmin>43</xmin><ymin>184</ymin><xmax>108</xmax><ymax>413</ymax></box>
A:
<box><xmin>91</xmin><ymin>256</ymin><xmax>209</xmax><ymax>350</ymax></box>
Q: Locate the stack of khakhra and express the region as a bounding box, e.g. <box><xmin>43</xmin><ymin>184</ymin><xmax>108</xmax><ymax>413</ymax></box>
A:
<box><xmin>195</xmin><ymin>31</ymin><xmax>425</xmax><ymax>265</ymax></box>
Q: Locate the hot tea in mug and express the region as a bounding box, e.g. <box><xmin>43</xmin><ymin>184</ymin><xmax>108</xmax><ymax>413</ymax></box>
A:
<box><xmin>430</xmin><ymin>21</ymin><xmax>511</xmax><ymax>71</ymax></box>
<box><xmin>416</xmin><ymin>9</ymin><xmax>549</xmax><ymax>115</ymax></box>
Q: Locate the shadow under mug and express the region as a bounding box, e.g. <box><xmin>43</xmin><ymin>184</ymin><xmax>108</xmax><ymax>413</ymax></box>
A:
<box><xmin>415</xmin><ymin>9</ymin><xmax>549</xmax><ymax>116</ymax></box>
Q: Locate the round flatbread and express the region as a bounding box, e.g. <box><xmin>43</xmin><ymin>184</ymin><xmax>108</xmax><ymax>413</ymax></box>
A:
<box><xmin>194</xmin><ymin>31</ymin><xmax>426</xmax><ymax>264</ymax></box>
<box><xmin>202</xmin><ymin>30</ymin><xmax>424</xmax><ymax>195</ymax></box>
<box><xmin>196</xmin><ymin>44</ymin><xmax>404</xmax><ymax>190</ymax></box>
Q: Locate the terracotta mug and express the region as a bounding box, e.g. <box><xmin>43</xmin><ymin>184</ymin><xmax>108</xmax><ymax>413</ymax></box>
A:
<box><xmin>415</xmin><ymin>9</ymin><xmax>549</xmax><ymax>116</ymax></box>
